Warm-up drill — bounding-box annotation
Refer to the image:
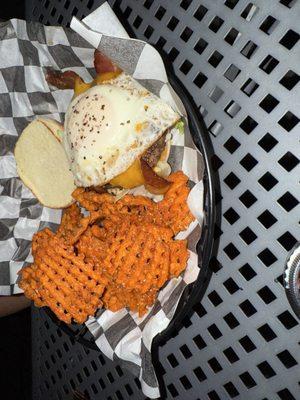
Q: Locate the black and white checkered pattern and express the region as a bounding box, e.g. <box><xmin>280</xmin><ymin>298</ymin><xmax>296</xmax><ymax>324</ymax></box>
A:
<box><xmin>0</xmin><ymin>18</ymin><xmax>97</xmax><ymax>295</ymax></box>
<box><xmin>0</xmin><ymin>4</ymin><xmax>204</xmax><ymax>398</ymax></box>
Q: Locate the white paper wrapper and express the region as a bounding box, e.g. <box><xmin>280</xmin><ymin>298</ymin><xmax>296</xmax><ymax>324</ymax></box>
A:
<box><xmin>0</xmin><ymin>3</ymin><xmax>204</xmax><ymax>398</ymax></box>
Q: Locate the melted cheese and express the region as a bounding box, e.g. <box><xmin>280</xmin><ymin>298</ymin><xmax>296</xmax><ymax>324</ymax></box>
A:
<box><xmin>110</xmin><ymin>159</ymin><xmax>145</xmax><ymax>188</ymax></box>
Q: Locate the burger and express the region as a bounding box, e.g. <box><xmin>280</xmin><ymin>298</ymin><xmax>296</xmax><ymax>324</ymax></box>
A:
<box><xmin>15</xmin><ymin>51</ymin><xmax>182</xmax><ymax>208</ymax></box>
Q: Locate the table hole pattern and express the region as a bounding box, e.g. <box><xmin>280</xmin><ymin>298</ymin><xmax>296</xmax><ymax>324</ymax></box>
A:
<box><xmin>26</xmin><ymin>0</ymin><xmax>300</xmax><ymax>399</ymax></box>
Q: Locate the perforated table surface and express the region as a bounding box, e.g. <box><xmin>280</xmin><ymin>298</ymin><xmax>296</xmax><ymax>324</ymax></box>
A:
<box><xmin>26</xmin><ymin>1</ymin><xmax>300</xmax><ymax>399</ymax></box>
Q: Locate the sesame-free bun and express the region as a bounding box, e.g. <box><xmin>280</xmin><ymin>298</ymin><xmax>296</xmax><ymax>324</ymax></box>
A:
<box><xmin>14</xmin><ymin>119</ymin><xmax>76</xmax><ymax>209</ymax></box>
<box><xmin>38</xmin><ymin>118</ymin><xmax>64</xmax><ymax>142</ymax></box>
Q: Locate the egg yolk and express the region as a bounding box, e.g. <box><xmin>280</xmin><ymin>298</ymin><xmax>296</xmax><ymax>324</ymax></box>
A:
<box><xmin>94</xmin><ymin>71</ymin><xmax>122</xmax><ymax>84</ymax></box>
<box><xmin>74</xmin><ymin>76</ymin><xmax>92</xmax><ymax>96</ymax></box>
<box><xmin>74</xmin><ymin>71</ymin><xmax>122</xmax><ymax>97</ymax></box>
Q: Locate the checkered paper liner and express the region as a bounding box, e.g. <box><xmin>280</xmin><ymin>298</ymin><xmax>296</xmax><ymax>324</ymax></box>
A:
<box><xmin>0</xmin><ymin>3</ymin><xmax>204</xmax><ymax>398</ymax></box>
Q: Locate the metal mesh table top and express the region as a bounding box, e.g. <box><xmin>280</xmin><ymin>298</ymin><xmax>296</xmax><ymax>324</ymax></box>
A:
<box><xmin>27</xmin><ymin>0</ymin><xmax>300</xmax><ymax>399</ymax></box>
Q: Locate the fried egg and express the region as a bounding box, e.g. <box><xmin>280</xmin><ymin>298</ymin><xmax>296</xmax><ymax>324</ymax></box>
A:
<box><xmin>63</xmin><ymin>73</ymin><xmax>180</xmax><ymax>187</ymax></box>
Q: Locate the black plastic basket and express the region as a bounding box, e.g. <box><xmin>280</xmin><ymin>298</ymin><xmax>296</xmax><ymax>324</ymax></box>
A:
<box><xmin>44</xmin><ymin>57</ymin><xmax>215</xmax><ymax>351</ymax></box>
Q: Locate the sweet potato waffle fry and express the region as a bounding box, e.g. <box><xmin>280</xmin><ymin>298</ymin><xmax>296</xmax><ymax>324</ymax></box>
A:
<box><xmin>19</xmin><ymin>171</ymin><xmax>195</xmax><ymax>322</ymax></box>
<box><xmin>56</xmin><ymin>203</ymin><xmax>90</xmax><ymax>245</ymax></box>
<box><xmin>19</xmin><ymin>234</ymin><xmax>105</xmax><ymax>324</ymax></box>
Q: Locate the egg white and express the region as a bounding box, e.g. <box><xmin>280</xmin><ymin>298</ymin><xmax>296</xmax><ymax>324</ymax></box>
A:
<box><xmin>63</xmin><ymin>73</ymin><xmax>180</xmax><ymax>187</ymax></box>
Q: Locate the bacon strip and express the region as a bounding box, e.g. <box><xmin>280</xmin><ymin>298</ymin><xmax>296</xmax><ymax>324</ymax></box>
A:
<box><xmin>46</xmin><ymin>51</ymin><xmax>120</xmax><ymax>90</ymax></box>
<box><xmin>140</xmin><ymin>159</ymin><xmax>171</xmax><ymax>194</ymax></box>
<box><xmin>45</xmin><ymin>69</ymin><xmax>80</xmax><ymax>90</ymax></box>
<box><xmin>94</xmin><ymin>49</ymin><xmax>121</xmax><ymax>74</ymax></box>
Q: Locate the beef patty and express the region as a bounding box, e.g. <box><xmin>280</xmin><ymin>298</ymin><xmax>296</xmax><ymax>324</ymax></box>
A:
<box><xmin>141</xmin><ymin>131</ymin><xmax>168</xmax><ymax>168</ymax></box>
